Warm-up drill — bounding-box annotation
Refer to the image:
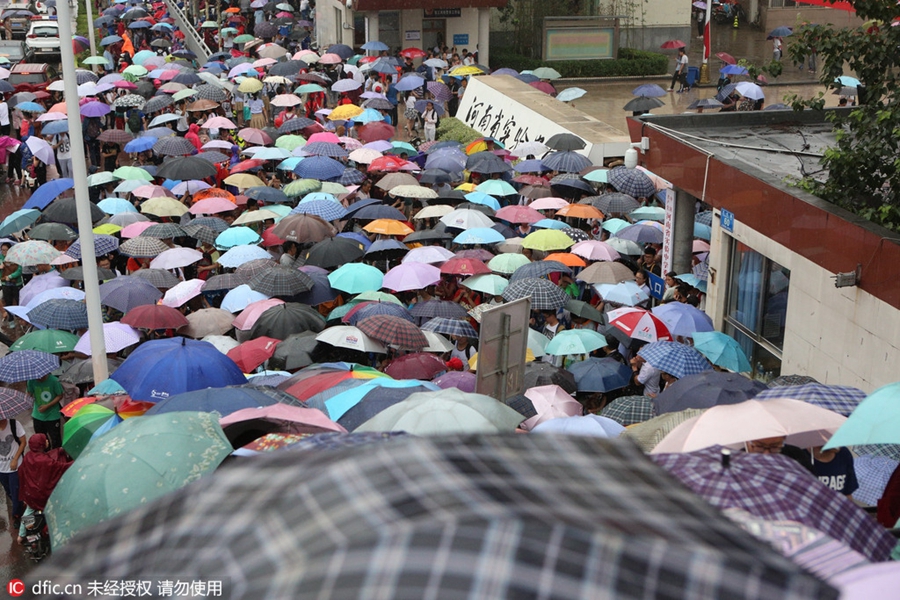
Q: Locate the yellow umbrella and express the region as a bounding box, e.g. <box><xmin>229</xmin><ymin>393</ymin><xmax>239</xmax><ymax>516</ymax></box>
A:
<box><xmin>141</xmin><ymin>197</ymin><xmax>188</xmax><ymax>218</ymax></box>
<box><xmin>455</xmin><ymin>183</ymin><xmax>476</xmax><ymax>192</ymax></box>
<box><xmin>327</xmin><ymin>104</ymin><xmax>364</xmax><ymax>121</ymax></box>
<box><xmin>224</xmin><ymin>174</ymin><xmax>266</xmax><ymax>189</ymax></box>
<box><xmin>237</xmin><ymin>78</ymin><xmax>263</xmax><ymax>94</ymax></box>
<box><xmin>449</xmin><ymin>65</ymin><xmax>485</xmax><ymax>76</ymax></box>
<box><xmin>469</xmin><ymin>349</ymin><xmax>535</xmax><ymax>371</ymax></box>
<box><xmin>363</xmin><ymin>219</ymin><xmax>414</xmax><ymax>236</ymax></box>
<box><xmin>231</xmin><ymin>209</ymin><xmax>281</xmax><ymax>226</ymax></box>
<box><xmin>93</xmin><ymin>223</ymin><xmax>122</xmax><ymax>235</ymax></box>
<box><xmin>390</xmin><ymin>185</ymin><xmax>438</xmax><ymax>199</ymax></box>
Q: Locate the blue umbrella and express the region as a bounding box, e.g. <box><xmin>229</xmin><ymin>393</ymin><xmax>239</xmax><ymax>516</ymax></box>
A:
<box><xmin>567</xmin><ymin>357</ymin><xmax>633</xmax><ymax>392</ymax></box>
<box><xmin>464</xmin><ymin>191</ymin><xmax>501</xmax><ymax>210</ymax></box>
<box><xmin>293</xmin><ymin>155</ymin><xmax>344</xmax><ymax>180</ymax></box>
<box><xmin>0</xmin><ymin>209</ymin><xmax>41</xmax><ymax>236</ymax></box>
<box><xmin>542</xmin><ymin>151</ymin><xmax>591</xmax><ymax>173</ymax></box>
<box><xmin>124</xmin><ymin>136</ymin><xmax>156</xmax><ymax>153</ymax></box>
<box><xmin>453</xmin><ymin>227</ymin><xmax>505</xmax><ymax>245</ymax></box>
<box><xmin>533</xmin><ymin>219</ymin><xmax>569</xmax><ymax>230</ymax></box>
<box><xmin>336</xmin><ymin>231</ymin><xmax>373</xmax><ymax>250</ymax></box>
<box><xmin>361</xmin><ymin>40</ymin><xmax>389</xmax><ymax>52</ymax></box>
<box><xmin>0</xmin><ymin>349</ymin><xmax>59</xmax><ymax>382</ymax></box>
<box><xmin>767</xmin><ymin>26</ymin><xmax>793</xmax><ymax>39</ymax></box>
<box><xmin>653</xmin><ymin>371</ymin><xmax>767</xmax><ymax>415</ymax></box>
<box><xmin>291</xmin><ymin>200</ymin><xmax>347</xmax><ymax>221</ymax></box>
<box><xmin>329</xmin><ymin>379</ymin><xmax>440</xmax><ymax>429</ymax></box>
<box><xmin>245</xmin><ymin>186</ymin><xmax>288</xmax><ymax>203</ymax></box>
<box><xmin>514</xmin><ymin>159</ymin><xmax>546</xmax><ymax>173</ymax></box>
<box><xmin>221</xmin><ymin>284</ymin><xmax>269</xmax><ymax>313</ymax></box>
<box><xmin>23</xmin><ymin>178</ymin><xmax>75</xmax><ymax>211</ymax></box>
<box><xmin>42</xmin><ymin>120</ymin><xmax>68</xmax><ymax>135</ymax></box>
<box><xmin>217</xmin><ymin>244</ymin><xmax>273</xmax><ymax>268</ymax></box>
<box><xmin>144</xmin><ymin>387</ymin><xmax>281</xmax><ymax>416</ymax></box>
<box><xmin>27</xmin><ymin>299</ymin><xmax>89</xmax><ymax>330</ymax></box>
<box><xmin>690</xmin><ymin>331</ymin><xmax>751</xmax><ymax>373</ymax></box>
<box><xmin>17</xmin><ymin>102</ymin><xmax>45</xmax><ymax>113</ymax></box>
<box><xmin>556</xmin><ymin>87</ymin><xmax>586</xmax><ymax>103</ymax></box>
<box><xmin>615</xmin><ymin>223</ymin><xmax>664</xmax><ymax>244</ymax></box>
<box><xmin>98</xmin><ymin>276</ymin><xmax>162</xmax><ymax>313</ymax></box>
<box><xmin>720</xmin><ymin>64</ymin><xmax>749</xmax><ymax>76</ymax></box>
<box><xmin>631</xmin><ymin>84</ymin><xmax>667</xmax><ymax>98</ymax></box>
<box><xmin>637</xmin><ymin>341</ymin><xmax>713</xmax><ymax>379</ymax></box>
<box><xmin>128</xmin><ymin>20</ymin><xmax>151</xmax><ymax>28</ymax></box>
<box><xmin>216</xmin><ymin>226</ymin><xmax>262</xmax><ymax>250</ymax></box>
<box><xmin>395</xmin><ymin>75</ymin><xmax>425</xmax><ymax>91</ymax></box>
<box><xmin>111</xmin><ymin>337</ymin><xmax>248</xmax><ymax>401</ymax></box>
<box><xmin>294</xmin><ymin>271</ymin><xmax>339</xmax><ymax>306</ymax></box>
<box><xmin>694</xmin><ymin>222</ymin><xmax>712</xmax><ymax>240</ymax></box>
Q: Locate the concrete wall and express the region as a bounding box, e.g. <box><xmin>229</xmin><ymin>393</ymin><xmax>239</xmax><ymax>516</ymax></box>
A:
<box><xmin>760</xmin><ymin>6</ymin><xmax>863</xmax><ymax>30</ymax></box>
<box><xmin>316</xmin><ymin>0</ymin><xmax>354</xmax><ymax>48</ymax></box>
<box><xmin>394</xmin><ymin>8</ymin><xmax>482</xmax><ymax>53</ymax></box>
<box><xmin>706</xmin><ymin>208</ymin><xmax>900</xmax><ymax>393</ymax></box>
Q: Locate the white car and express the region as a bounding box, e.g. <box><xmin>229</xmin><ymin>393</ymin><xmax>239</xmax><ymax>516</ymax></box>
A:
<box><xmin>25</xmin><ymin>18</ymin><xmax>59</xmax><ymax>56</ymax></box>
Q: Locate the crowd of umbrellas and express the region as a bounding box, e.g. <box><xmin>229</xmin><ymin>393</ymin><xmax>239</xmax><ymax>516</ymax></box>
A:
<box><xmin>0</xmin><ymin>1</ymin><xmax>893</xmax><ymax>597</ymax></box>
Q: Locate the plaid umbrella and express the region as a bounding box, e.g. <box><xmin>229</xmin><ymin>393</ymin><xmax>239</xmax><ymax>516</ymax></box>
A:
<box><xmin>510</xmin><ymin>260</ymin><xmax>572</xmax><ymax>282</ymax></box>
<box><xmin>501</xmin><ymin>277</ymin><xmax>569</xmax><ymax>310</ymax></box>
<box><xmin>121</xmin><ymin>304</ymin><xmax>189</xmax><ymax>330</ymax></box>
<box><xmin>696</xmin><ymin>210</ymin><xmax>714</xmax><ymax>226</ymax></box>
<box><xmin>608</xmin><ymin>167</ymin><xmax>657</xmax><ymax>198</ymax></box>
<box><xmin>615</xmin><ymin>223</ymin><xmax>664</xmax><ymax>245</ymax></box>
<box><xmin>292</xmin><ymin>200</ymin><xmax>347</xmax><ymax>221</ymax></box>
<box><xmin>153</xmin><ymin>136</ymin><xmax>197</xmax><ymax>157</ymax></box>
<box><xmin>0</xmin><ymin>388</ymin><xmax>33</xmax><ymax>419</ymax></box>
<box><xmin>0</xmin><ymin>350</ymin><xmax>59</xmax><ymax>382</ymax></box>
<box><xmin>119</xmin><ymin>237</ymin><xmax>169</xmax><ymax>258</ymax></box>
<box><xmin>852</xmin><ymin>455</ymin><xmax>900</xmax><ymax>507</ymax></box>
<box><xmin>248</xmin><ymin>267</ymin><xmax>314</xmax><ymax>297</ymax></box>
<box><xmin>97</xmin><ymin>129</ymin><xmax>134</xmax><ymax>144</ymax></box>
<box><xmin>279</xmin><ymin>117</ymin><xmax>316</xmax><ymax>134</ymax></box>
<box><xmin>194</xmin><ymin>84</ymin><xmax>227</xmax><ymax>102</ymax></box>
<box><xmin>236</xmin><ymin>258</ymin><xmax>277</xmax><ymax>279</ymax></box>
<box><xmin>29</xmin><ymin>436</ymin><xmax>837</xmax><ymax>599</ymax></box>
<box><xmin>303</xmin><ymin>141</ymin><xmax>349</xmax><ymax>158</ymax></box>
<box><xmin>421</xmin><ymin>317</ymin><xmax>478</xmax><ymax>339</ymax></box>
<box><xmin>130</xmin><ymin>268</ymin><xmax>181</xmax><ymax>289</ymax></box>
<box><xmin>754</xmin><ymin>383</ymin><xmax>865</xmax><ymax>417</ymax></box>
<box><xmin>600</xmin><ymin>395</ymin><xmax>656</xmax><ymax>426</ymax></box>
<box><xmin>59</xmin><ymin>267</ymin><xmax>117</xmax><ymax>282</ymax></box>
<box><xmin>426</xmin><ymin>81</ymin><xmax>452</xmax><ymax>102</ymax></box>
<box><xmin>294</xmin><ymin>156</ymin><xmax>345</xmax><ymax>181</ymax></box>
<box><xmin>340</xmin><ymin>168</ymin><xmax>366</xmax><ymax>185</ymax></box>
<box><xmin>588</xmin><ymin>193</ymin><xmax>641</xmax><ymax>214</ymax></box>
<box><xmin>99</xmin><ymin>276</ymin><xmax>163</xmax><ymax>313</ymax></box>
<box><xmin>409</xmin><ymin>300</ymin><xmax>469</xmax><ymax>320</ymax></box>
<box><xmin>652</xmin><ymin>446</ymin><xmax>896</xmax><ymax>562</ymax></box>
<box><xmin>143</xmin><ymin>95</ymin><xmax>173</xmax><ymax>113</ymax></box>
<box><xmin>357</xmin><ymin>315</ymin><xmax>428</xmax><ymax>349</ymax></box>
<box><xmin>27</xmin><ymin>299</ymin><xmax>89</xmax><ymax>330</ymax></box>
<box><xmin>638</xmin><ymin>341</ymin><xmax>713</xmax><ymax>379</ymax></box>
<box><xmin>183</xmin><ymin>224</ymin><xmax>219</xmax><ymax>245</ymax></box>
<box><xmin>202</xmin><ymin>273</ymin><xmax>249</xmax><ymax>293</ymax></box>
<box><xmin>541</xmin><ymin>151</ymin><xmax>592</xmax><ymax>173</ymax></box>
<box><xmin>64</xmin><ymin>234</ymin><xmax>119</xmax><ymax>259</ymax></box>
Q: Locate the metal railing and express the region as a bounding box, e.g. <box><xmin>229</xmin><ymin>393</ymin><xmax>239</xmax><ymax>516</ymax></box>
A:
<box><xmin>164</xmin><ymin>0</ymin><xmax>211</xmax><ymax>64</ymax></box>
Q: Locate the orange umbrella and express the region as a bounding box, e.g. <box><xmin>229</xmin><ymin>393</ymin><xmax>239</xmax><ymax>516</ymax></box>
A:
<box><xmin>224</xmin><ymin>6</ymin><xmax>241</xmax><ymax>12</ymax></box>
<box><xmin>62</xmin><ymin>397</ymin><xmax>99</xmax><ymax>418</ymax></box>
<box><xmin>557</xmin><ymin>204</ymin><xmax>604</xmax><ymax>220</ymax></box>
<box><xmin>545</xmin><ymin>253</ymin><xmax>586</xmax><ymax>268</ymax></box>
<box><xmin>48</xmin><ymin>102</ymin><xmax>67</xmax><ymax>114</ymax></box>
<box><xmin>114</xmin><ymin>397</ymin><xmax>154</xmax><ymax>418</ymax></box>
<box><xmin>193</xmin><ymin>188</ymin><xmax>236</xmax><ymax>203</ymax></box>
<box><xmin>363</xmin><ymin>219</ymin><xmax>413</xmax><ymax>236</ymax></box>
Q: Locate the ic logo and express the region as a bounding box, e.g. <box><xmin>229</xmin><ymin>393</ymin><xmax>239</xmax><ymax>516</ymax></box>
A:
<box><xmin>7</xmin><ymin>579</ymin><xmax>24</xmax><ymax>597</ymax></box>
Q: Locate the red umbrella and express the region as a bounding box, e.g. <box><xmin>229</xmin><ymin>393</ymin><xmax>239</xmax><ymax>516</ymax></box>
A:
<box><xmin>384</xmin><ymin>352</ymin><xmax>447</xmax><ymax>380</ymax></box>
<box><xmin>230</xmin><ymin>158</ymin><xmax>265</xmax><ymax>174</ymax></box>
<box><xmin>607</xmin><ymin>308</ymin><xmax>673</xmax><ymax>343</ymax></box>
<box><xmin>121</xmin><ymin>304</ymin><xmax>190</xmax><ymax>330</ymax></box>
<box><xmin>357</xmin><ymin>121</ymin><xmax>395</xmax><ymax>143</ymax></box>
<box><xmin>358</xmin><ymin>56</ymin><xmax>378</xmax><ymax>64</ymax></box>
<box><xmin>529</xmin><ymin>81</ymin><xmax>557</xmax><ymax>96</ymax></box>
<box><xmin>226</xmin><ymin>337</ymin><xmax>281</xmax><ymax>372</ymax></box>
<box><xmin>369</xmin><ymin>155</ymin><xmax>410</xmax><ymax>172</ymax></box>
<box><xmin>439</xmin><ymin>257</ymin><xmax>491</xmax><ymax>276</ymax></box>
<box><xmin>400</xmin><ymin>47</ymin><xmax>428</xmax><ymax>59</ymax></box>
<box><xmin>495</xmin><ymin>205</ymin><xmax>544</xmax><ymax>224</ymax></box>
<box><xmin>356</xmin><ymin>315</ymin><xmax>428</xmax><ymax>349</ymax></box>
<box><xmin>513</xmin><ymin>175</ymin><xmax>548</xmax><ymax>185</ymax></box>
<box><xmin>660</xmin><ymin>40</ymin><xmax>686</xmax><ymax>49</ymax></box>
<box><xmin>261</xmin><ymin>225</ymin><xmax>285</xmax><ymax>248</ymax></box>
<box><xmin>715</xmin><ymin>52</ymin><xmax>736</xmax><ymax>65</ymax></box>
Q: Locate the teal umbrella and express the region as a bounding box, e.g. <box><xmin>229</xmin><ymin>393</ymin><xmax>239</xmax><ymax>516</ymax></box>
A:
<box><xmin>46</xmin><ymin>411</ymin><xmax>232</xmax><ymax>548</ymax></box>
<box><xmin>545</xmin><ymin>329</ymin><xmax>608</xmax><ymax>356</ymax></box>
<box><xmin>461</xmin><ymin>273</ymin><xmax>508</xmax><ymax>295</ymax></box>
<box><xmin>692</xmin><ymin>331</ymin><xmax>751</xmax><ymax>373</ymax></box>
<box><xmin>328</xmin><ymin>263</ymin><xmax>384</xmax><ymax>294</ymax></box>
<box><xmin>824</xmin><ymin>382</ymin><xmax>900</xmax><ymax>449</ymax></box>
<box><xmin>0</xmin><ymin>208</ymin><xmax>41</xmax><ymax>236</ymax></box>
<box><xmin>475</xmin><ymin>179</ymin><xmax>517</xmax><ymax>197</ymax></box>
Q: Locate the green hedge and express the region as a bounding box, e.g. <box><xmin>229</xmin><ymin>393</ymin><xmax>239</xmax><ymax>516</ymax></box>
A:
<box><xmin>489</xmin><ymin>48</ymin><xmax>668</xmax><ymax>78</ymax></box>
<box><xmin>436</xmin><ymin>117</ymin><xmax>482</xmax><ymax>146</ymax></box>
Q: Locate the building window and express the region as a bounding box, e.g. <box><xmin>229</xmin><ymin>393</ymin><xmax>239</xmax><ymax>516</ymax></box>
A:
<box><xmin>769</xmin><ymin>0</ymin><xmax>797</xmax><ymax>7</ymax></box>
<box><xmin>724</xmin><ymin>240</ymin><xmax>790</xmax><ymax>381</ymax></box>
<box><xmin>335</xmin><ymin>7</ymin><xmax>342</xmax><ymax>43</ymax></box>
<box><xmin>379</xmin><ymin>11</ymin><xmax>401</xmax><ymax>54</ymax></box>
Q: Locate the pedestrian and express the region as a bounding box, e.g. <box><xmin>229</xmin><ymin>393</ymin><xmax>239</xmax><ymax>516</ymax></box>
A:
<box><xmin>26</xmin><ymin>372</ymin><xmax>64</xmax><ymax>449</ymax></box>
<box><xmin>0</xmin><ymin>92</ymin><xmax>8</xmax><ymax>137</ymax></box>
<box><xmin>696</xmin><ymin>8</ymin><xmax>705</xmax><ymax>39</ymax></box>
<box><xmin>773</xmin><ymin>37</ymin><xmax>782</xmax><ymax>61</ymax></box>
<box><xmin>668</xmin><ymin>48</ymin><xmax>689</xmax><ymax>93</ymax></box>
<box><xmin>422</xmin><ymin>101</ymin><xmax>438</xmax><ymax>142</ymax></box>
<box><xmin>0</xmin><ymin>417</ymin><xmax>25</xmax><ymax>526</ymax></box>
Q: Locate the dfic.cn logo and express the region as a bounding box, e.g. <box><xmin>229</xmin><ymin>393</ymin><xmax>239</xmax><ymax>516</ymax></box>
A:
<box><xmin>7</xmin><ymin>579</ymin><xmax>24</xmax><ymax>597</ymax></box>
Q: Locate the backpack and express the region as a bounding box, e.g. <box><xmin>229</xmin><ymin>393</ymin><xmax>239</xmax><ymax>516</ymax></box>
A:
<box><xmin>127</xmin><ymin>110</ymin><xmax>142</xmax><ymax>133</ymax></box>
<box><xmin>85</xmin><ymin>117</ymin><xmax>101</xmax><ymax>139</ymax></box>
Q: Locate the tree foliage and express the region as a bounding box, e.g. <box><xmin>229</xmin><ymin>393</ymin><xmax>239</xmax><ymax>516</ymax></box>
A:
<box><xmin>787</xmin><ymin>0</ymin><xmax>900</xmax><ymax>230</ymax></box>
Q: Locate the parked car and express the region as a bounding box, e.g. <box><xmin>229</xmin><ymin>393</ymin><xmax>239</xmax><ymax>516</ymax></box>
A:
<box><xmin>24</xmin><ymin>17</ymin><xmax>59</xmax><ymax>57</ymax></box>
<box><xmin>0</xmin><ymin>40</ymin><xmax>33</xmax><ymax>66</ymax></box>
<box><xmin>2</xmin><ymin>4</ymin><xmax>36</xmax><ymax>40</ymax></box>
<box><xmin>7</xmin><ymin>62</ymin><xmax>58</xmax><ymax>93</ymax></box>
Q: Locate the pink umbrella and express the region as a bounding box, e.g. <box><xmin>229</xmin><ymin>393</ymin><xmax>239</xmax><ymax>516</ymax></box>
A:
<box><xmin>383</xmin><ymin>262</ymin><xmax>441</xmax><ymax>292</ymax></box>
<box><xmin>36</xmin><ymin>112</ymin><xmax>67</xmax><ymax>122</ymax></box>
<box><xmin>293</xmin><ymin>50</ymin><xmax>318</xmax><ymax>61</ymax></box>
<box><xmin>252</xmin><ymin>57</ymin><xmax>277</xmax><ymax>68</ymax></box>
<box><xmin>432</xmin><ymin>371</ymin><xmax>476</xmax><ymax>393</ymax></box>
<box><xmin>120</xmin><ymin>221</ymin><xmax>156</xmax><ymax>238</ymax></box>
<box><xmin>133</xmin><ymin>185</ymin><xmax>174</xmax><ymax>199</ymax></box>
<box><xmin>162</xmin><ymin>279</ymin><xmax>206</xmax><ymax>308</ymax></box>
<box><xmin>202</xmin><ymin>116</ymin><xmax>238</xmax><ymax>130</ymax></box>
<box><xmin>232</xmin><ymin>298</ymin><xmax>285</xmax><ymax>331</ymax></box>
<box><xmin>521</xmin><ymin>384</ymin><xmax>584</xmax><ymax>431</ymax></box>
<box><xmin>570</xmin><ymin>240</ymin><xmax>620</xmax><ymax>262</ymax></box>
<box><xmin>651</xmin><ymin>398</ymin><xmax>847</xmax><ymax>454</ymax></box>
<box><xmin>318</xmin><ymin>53</ymin><xmax>342</xmax><ymax>65</ymax></box>
<box><xmin>307</xmin><ymin>132</ymin><xmax>340</xmax><ymax>144</ymax></box>
<box><xmin>189</xmin><ymin>198</ymin><xmax>237</xmax><ymax>215</ymax></box>
<box><xmin>218</xmin><ymin>404</ymin><xmax>347</xmax><ymax>434</ymax></box>
<box><xmin>495</xmin><ymin>205</ymin><xmax>544</xmax><ymax>224</ymax></box>
<box><xmin>528</xmin><ymin>197</ymin><xmax>569</xmax><ymax>211</ymax></box>
<box><xmin>338</xmin><ymin>136</ymin><xmax>362</xmax><ymax>150</ymax></box>
<box><xmin>529</xmin><ymin>81</ymin><xmax>557</xmax><ymax>96</ymax></box>
<box><xmin>238</xmin><ymin>127</ymin><xmax>272</xmax><ymax>145</ymax></box>
<box><xmin>157</xmin><ymin>69</ymin><xmax>180</xmax><ymax>81</ymax></box>
<box><xmin>114</xmin><ymin>80</ymin><xmax>138</xmax><ymax>90</ymax></box>
<box><xmin>832</xmin><ymin>562</ymin><xmax>900</xmax><ymax>600</ymax></box>
<box><xmin>202</xmin><ymin>140</ymin><xmax>235</xmax><ymax>151</ymax></box>
<box><xmin>149</xmin><ymin>247</ymin><xmax>203</xmax><ymax>270</ymax></box>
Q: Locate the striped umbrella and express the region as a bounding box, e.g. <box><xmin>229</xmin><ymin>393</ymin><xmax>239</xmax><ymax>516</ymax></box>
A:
<box><xmin>421</xmin><ymin>317</ymin><xmax>478</xmax><ymax>339</ymax></box>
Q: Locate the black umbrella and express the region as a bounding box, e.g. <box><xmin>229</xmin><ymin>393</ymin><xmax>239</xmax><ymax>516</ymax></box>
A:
<box><xmin>362</xmin><ymin>98</ymin><xmax>392</xmax><ymax>111</ymax></box>
<box><xmin>304</xmin><ymin>237</ymin><xmax>366</xmax><ymax>269</ymax></box>
<box><xmin>268</xmin><ymin>60</ymin><xmax>308</xmax><ymax>77</ymax></box>
<box><xmin>28</xmin><ymin>222</ymin><xmax>77</xmax><ymax>242</ymax></box>
<box><xmin>150</xmin><ymin>39</ymin><xmax>171</xmax><ymax>48</ymax></box>
<box><xmin>545</xmin><ymin>132</ymin><xmax>586</xmax><ymax>151</ymax></box>
<box><xmin>249</xmin><ymin>302</ymin><xmax>327</xmax><ymax>340</ymax></box>
<box><xmin>143</xmin><ymin>95</ymin><xmax>174</xmax><ymax>113</ymax></box>
<box><xmin>418</xmin><ymin>169</ymin><xmax>454</xmax><ymax>185</ymax></box>
<box><xmin>404</xmin><ymin>225</ymin><xmax>451</xmax><ymax>243</ymax></box>
<box><xmin>524</xmin><ymin>361</ymin><xmax>577</xmax><ymax>393</ymax></box>
<box><xmin>136</xmin><ymin>81</ymin><xmax>156</xmax><ymax>98</ymax></box>
<box><xmin>59</xmin><ymin>267</ymin><xmax>118</xmax><ymax>282</ymax></box>
<box><xmin>254</xmin><ymin>22</ymin><xmax>277</xmax><ymax>38</ymax></box>
<box><xmin>687</xmin><ymin>97</ymin><xmax>724</xmax><ymax>110</ymax></box>
<box><xmin>550</xmin><ymin>173</ymin><xmax>594</xmax><ymax>195</ymax></box>
<box><xmin>468</xmin><ymin>157</ymin><xmax>512</xmax><ymax>175</ymax></box>
<box><xmin>157</xmin><ymin>156</ymin><xmax>217</xmax><ymax>180</ymax></box>
<box><xmin>654</xmin><ymin>371</ymin><xmax>768</xmax><ymax>415</ymax></box>
<box><xmin>7</xmin><ymin>92</ymin><xmax>35</xmax><ymax>109</ymax></box>
<box><xmin>327</xmin><ymin>44</ymin><xmax>353</xmax><ymax>59</ymax></box>
<box><xmin>42</xmin><ymin>198</ymin><xmax>105</xmax><ymax>224</ymax></box>
<box><xmin>0</xmin><ymin>81</ymin><xmax>13</xmax><ymax>94</ymax></box>
<box><xmin>270</xmin><ymin>331</ymin><xmax>320</xmax><ymax>371</ymax></box>
<box><xmin>153</xmin><ymin>136</ymin><xmax>196</xmax><ymax>157</ymax></box>
<box><xmin>59</xmin><ymin>358</ymin><xmax>122</xmax><ymax>385</ymax></box>
<box><xmin>623</xmin><ymin>96</ymin><xmax>665</xmax><ymax>112</ymax></box>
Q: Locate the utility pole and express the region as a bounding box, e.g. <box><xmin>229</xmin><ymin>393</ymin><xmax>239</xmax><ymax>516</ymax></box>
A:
<box><xmin>700</xmin><ymin>0</ymin><xmax>712</xmax><ymax>84</ymax></box>
<box><xmin>56</xmin><ymin>0</ymin><xmax>109</xmax><ymax>383</ymax></box>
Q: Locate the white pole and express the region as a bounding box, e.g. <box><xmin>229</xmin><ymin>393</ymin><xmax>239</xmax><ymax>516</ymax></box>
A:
<box><xmin>56</xmin><ymin>0</ymin><xmax>108</xmax><ymax>383</ymax></box>
<box><xmin>83</xmin><ymin>0</ymin><xmax>97</xmax><ymax>63</ymax></box>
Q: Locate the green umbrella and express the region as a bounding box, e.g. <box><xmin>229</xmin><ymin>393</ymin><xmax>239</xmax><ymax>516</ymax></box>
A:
<box><xmin>328</xmin><ymin>263</ymin><xmax>384</xmax><ymax>294</ymax></box>
<box><xmin>234</xmin><ymin>34</ymin><xmax>254</xmax><ymax>44</ymax></box>
<box><xmin>326</xmin><ymin>301</ymin><xmax>362</xmax><ymax>321</ymax></box>
<box><xmin>522</xmin><ymin>229</ymin><xmax>575</xmax><ymax>251</ymax></box>
<box><xmin>356</xmin><ymin>388</ymin><xmax>524</xmax><ymax>435</ymax></box>
<box><xmin>62</xmin><ymin>405</ymin><xmax>119</xmax><ymax>460</ymax></box>
<box><xmin>353</xmin><ymin>290</ymin><xmax>402</xmax><ymax>305</ymax></box>
<box><xmin>487</xmin><ymin>253</ymin><xmax>530</xmax><ymax>275</ymax></box>
<box><xmin>46</xmin><ymin>411</ymin><xmax>232</xmax><ymax>548</ymax></box>
<box><xmin>296</xmin><ymin>83</ymin><xmax>326</xmax><ymax>94</ymax></box>
<box><xmin>283</xmin><ymin>178</ymin><xmax>322</xmax><ymax>197</ymax></box>
<box><xmin>824</xmin><ymin>382</ymin><xmax>900</xmax><ymax>449</ymax></box>
<box><xmin>601</xmin><ymin>218</ymin><xmax>632</xmax><ymax>234</ymax></box>
<box><xmin>275</xmin><ymin>134</ymin><xmax>306</xmax><ymax>151</ymax></box>
<box><xmin>545</xmin><ymin>329</ymin><xmax>607</xmax><ymax>356</ymax></box>
<box><xmin>475</xmin><ymin>179</ymin><xmax>517</xmax><ymax>197</ymax></box>
<box><xmin>83</xmin><ymin>56</ymin><xmax>110</xmax><ymax>66</ymax></box>
<box><xmin>87</xmin><ymin>171</ymin><xmax>117</xmax><ymax>187</ymax></box>
<box><xmin>172</xmin><ymin>88</ymin><xmax>196</xmax><ymax>102</ymax></box>
<box><xmin>112</xmin><ymin>166</ymin><xmax>153</xmax><ymax>182</ymax></box>
<box><xmin>566</xmin><ymin>299</ymin><xmax>605</xmax><ymax>324</ymax></box>
<box><xmin>9</xmin><ymin>329</ymin><xmax>80</xmax><ymax>353</ymax></box>
<box><xmin>461</xmin><ymin>273</ymin><xmax>508</xmax><ymax>295</ymax></box>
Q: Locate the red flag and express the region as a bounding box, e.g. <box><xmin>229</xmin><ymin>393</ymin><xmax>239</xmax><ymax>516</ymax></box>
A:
<box><xmin>795</xmin><ymin>0</ymin><xmax>855</xmax><ymax>11</ymax></box>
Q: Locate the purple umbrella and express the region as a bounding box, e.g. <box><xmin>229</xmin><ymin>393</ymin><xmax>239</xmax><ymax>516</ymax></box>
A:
<box><xmin>98</xmin><ymin>276</ymin><xmax>164</xmax><ymax>313</ymax></box>
<box><xmin>80</xmin><ymin>102</ymin><xmax>111</xmax><ymax>118</ymax></box>
<box><xmin>382</xmin><ymin>262</ymin><xmax>441</xmax><ymax>292</ymax></box>
<box><xmin>18</xmin><ymin>271</ymin><xmax>68</xmax><ymax>307</ymax></box>
<box><xmin>433</xmin><ymin>371</ymin><xmax>476</xmax><ymax>393</ymax></box>
<box><xmin>294</xmin><ymin>271</ymin><xmax>339</xmax><ymax>306</ymax></box>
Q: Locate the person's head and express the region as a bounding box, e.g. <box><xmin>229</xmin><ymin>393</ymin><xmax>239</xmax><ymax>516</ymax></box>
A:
<box><xmin>643</xmin><ymin>247</ymin><xmax>657</xmax><ymax>264</ymax></box>
<box><xmin>635</xmin><ymin>270</ymin><xmax>647</xmax><ymax>286</ymax></box>
<box><xmin>29</xmin><ymin>433</ymin><xmax>48</xmax><ymax>453</ymax></box>
<box><xmin>97</xmin><ymin>255</ymin><xmax>111</xmax><ymax>270</ymax></box>
<box><xmin>541</xmin><ymin>309</ymin><xmax>558</xmax><ymax>322</ymax></box>
<box><xmin>664</xmin><ymin>271</ymin><xmax>677</xmax><ymax>287</ymax></box>
<box><xmin>746</xmin><ymin>436</ymin><xmax>786</xmax><ymax>454</ymax></box>
<box><xmin>426</xmin><ymin>101</ymin><xmax>434</xmax><ymax>111</ymax></box>
<box><xmin>0</xmin><ymin>242</ymin><xmax>11</xmax><ymax>255</ymax></box>
<box><xmin>678</xmin><ymin>48</ymin><xmax>686</xmax><ymax>56</ymax></box>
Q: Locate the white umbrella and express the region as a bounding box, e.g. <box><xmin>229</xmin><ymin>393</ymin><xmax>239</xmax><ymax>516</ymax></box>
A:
<box><xmin>316</xmin><ymin>325</ymin><xmax>386</xmax><ymax>353</ymax></box>
<box><xmin>440</xmin><ymin>209</ymin><xmax>494</xmax><ymax>230</ymax></box>
<box><xmin>735</xmin><ymin>82</ymin><xmax>765</xmax><ymax>101</ymax></box>
<box><xmin>202</xmin><ymin>334</ymin><xmax>240</xmax><ymax>354</ymax></box>
<box><xmin>162</xmin><ymin>279</ymin><xmax>205</xmax><ymax>308</ymax></box>
<box><xmin>25</xmin><ymin>137</ymin><xmax>55</xmax><ymax>165</ymax></box>
<box><xmin>422</xmin><ymin>330</ymin><xmax>452</xmax><ymax>353</ymax></box>
<box><xmin>74</xmin><ymin>322</ymin><xmax>140</xmax><ymax>355</ymax></box>
<box><xmin>150</xmin><ymin>248</ymin><xmax>203</xmax><ymax>270</ymax></box>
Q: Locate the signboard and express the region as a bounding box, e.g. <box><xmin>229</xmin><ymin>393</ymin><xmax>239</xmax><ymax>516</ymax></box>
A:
<box><xmin>405</xmin><ymin>30</ymin><xmax>421</xmax><ymax>41</ymax></box>
<box><xmin>721</xmin><ymin>208</ymin><xmax>735</xmax><ymax>233</ymax></box>
<box><xmin>646</xmin><ymin>271</ymin><xmax>665</xmax><ymax>300</ymax></box>
<box><xmin>661</xmin><ymin>188</ymin><xmax>676</xmax><ymax>274</ymax></box>
<box><xmin>475</xmin><ymin>298</ymin><xmax>530</xmax><ymax>401</ymax></box>
<box><xmin>542</xmin><ymin>17</ymin><xmax>618</xmax><ymax>61</ymax></box>
<box><xmin>424</xmin><ymin>8</ymin><xmax>461</xmax><ymax>17</ymax></box>
<box><xmin>453</xmin><ymin>33</ymin><xmax>469</xmax><ymax>45</ymax></box>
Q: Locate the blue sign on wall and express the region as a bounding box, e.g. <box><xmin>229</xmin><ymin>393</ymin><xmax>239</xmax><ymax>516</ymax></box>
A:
<box><xmin>720</xmin><ymin>208</ymin><xmax>735</xmax><ymax>233</ymax></box>
<box><xmin>453</xmin><ymin>34</ymin><xmax>469</xmax><ymax>45</ymax></box>
<box><xmin>646</xmin><ymin>271</ymin><xmax>665</xmax><ymax>300</ymax></box>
